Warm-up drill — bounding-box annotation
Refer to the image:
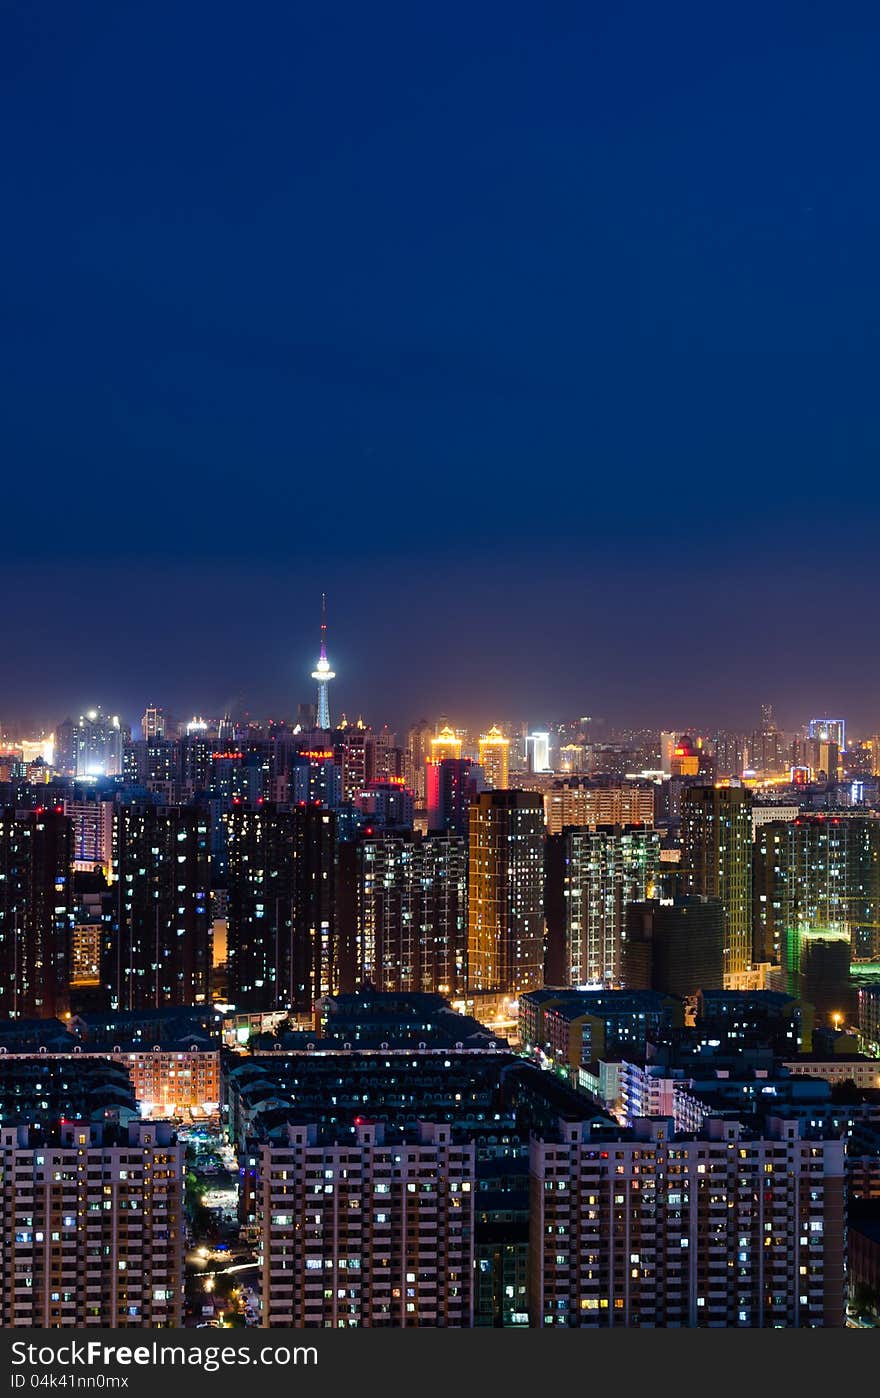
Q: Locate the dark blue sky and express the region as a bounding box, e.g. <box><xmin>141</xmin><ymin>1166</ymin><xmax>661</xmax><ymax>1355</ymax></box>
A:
<box><xmin>4</xmin><ymin>3</ymin><xmax>880</xmax><ymax>736</ymax></box>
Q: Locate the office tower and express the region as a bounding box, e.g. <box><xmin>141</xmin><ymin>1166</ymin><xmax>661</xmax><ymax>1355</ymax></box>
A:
<box><xmin>310</xmin><ymin>593</ymin><xmax>336</xmax><ymax>731</ymax></box>
<box><xmin>255</xmin><ymin>1119</ymin><xmax>476</xmax><ymax>1327</ymax></box>
<box><xmin>179</xmin><ymin>730</ymin><xmax>214</xmax><ymax>791</ymax></box>
<box><xmin>431</xmin><ymin>725</ymin><xmax>462</xmax><ymax>763</ymax></box>
<box><xmin>427</xmin><ymin>757</ymin><xmax>484</xmax><ymax>836</ymax></box>
<box><xmin>339</xmin><ymin>831</ymin><xmax>468</xmax><ymax>995</ymax></box>
<box><xmin>544</xmin><ymin>780</ymin><xmax>655</xmax><ymax>836</ymax></box>
<box><xmin>478</xmin><ymin>726</ymin><xmax>510</xmax><ymax>789</ymax></box>
<box><xmin>680</xmin><ymin>785</ymin><xmax>753</xmax><ymax>979</ymax></box>
<box><xmin>529</xmin><ymin>1114</ymin><xmax>845</xmax><ymax>1328</ymax></box>
<box><xmin>291</xmin><ymin>747</ymin><xmax>342</xmax><ymax>808</ymax></box>
<box><xmin>225</xmin><ymin>804</ymin><xmax>337</xmax><ymax>1013</ymax></box>
<box><xmin>558</xmin><ymin>743</ymin><xmax>586</xmax><ymax>774</ymax></box>
<box><xmin>526</xmin><ymin>731</ymin><xmax>551</xmax><ymax>774</ymax></box>
<box><xmin>63</xmin><ymin>789</ymin><xmax>114</xmax><ymax>874</ymax></box>
<box><xmin>54</xmin><ymin>708</ymin><xmax>124</xmax><ymax>778</ymax></box>
<box><xmin>623</xmin><ymin>894</ymin><xmax>724</xmax><ymax>996</ymax></box>
<box><xmin>0</xmin><ymin>1120</ymin><xmax>183</xmax><ymax>1327</ymax></box>
<box><xmin>468</xmin><ymin>790</ymin><xmax>544</xmax><ymax>995</ymax></box>
<box><xmin>546</xmin><ymin>825</ymin><xmax>661</xmax><ymax>988</ymax></box>
<box><xmin>0</xmin><ymin>806</ymin><xmax>72</xmax><ymax>1020</ymax></box>
<box><xmin>752</xmin><ymin>814</ymin><xmax>880</xmax><ymax>967</ymax></box>
<box><xmin>339</xmin><ymin>722</ymin><xmax>368</xmax><ymax>802</ymax></box>
<box><xmin>106</xmin><ymin>804</ymin><xmax>211</xmax><ymax>1011</ymax></box>
<box><xmin>140</xmin><ymin>705</ymin><xmax>166</xmax><ymax>741</ymax></box>
<box><xmin>809</xmin><ymin>718</ymin><xmax>846</xmax><ymax>753</ymax></box>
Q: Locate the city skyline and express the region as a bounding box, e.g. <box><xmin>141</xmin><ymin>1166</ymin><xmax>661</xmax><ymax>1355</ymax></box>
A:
<box><xmin>3</xmin><ymin>3</ymin><xmax>880</xmax><ymax>1337</ymax></box>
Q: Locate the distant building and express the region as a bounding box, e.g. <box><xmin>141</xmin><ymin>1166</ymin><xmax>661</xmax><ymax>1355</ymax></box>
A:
<box><xmin>107</xmin><ymin>804</ymin><xmax>211</xmax><ymax>1012</ymax></box>
<box><xmin>543</xmin><ymin>780</ymin><xmax>654</xmax><ymax>836</ymax></box>
<box><xmin>225</xmin><ymin>803</ymin><xmax>337</xmax><ymax>1013</ymax></box>
<box><xmin>478</xmin><ymin>726</ymin><xmax>510</xmax><ymax>790</ymax></box>
<box><xmin>546</xmin><ymin>825</ymin><xmax>662</xmax><ymax>987</ymax></box>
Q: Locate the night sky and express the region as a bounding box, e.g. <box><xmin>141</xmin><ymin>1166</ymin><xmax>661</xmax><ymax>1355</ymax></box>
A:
<box><xmin>4</xmin><ymin>3</ymin><xmax>880</xmax><ymax>737</ymax></box>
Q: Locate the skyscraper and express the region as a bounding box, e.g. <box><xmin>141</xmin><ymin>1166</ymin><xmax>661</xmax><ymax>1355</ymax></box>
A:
<box><xmin>54</xmin><ymin>708</ymin><xmax>124</xmax><ymax>778</ymax></box>
<box><xmin>680</xmin><ymin>785</ymin><xmax>753</xmax><ymax>980</ymax></box>
<box><xmin>0</xmin><ymin>806</ymin><xmax>72</xmax><ymax>1020</ymax></box>
<box><xmin>225</xmin><ymin>803</ymin><xmax>338</xmax><ymax>1013</ymax></box>
<box><xmin>478</xmin><ymin>726</ymin><xmax>510</xmax><ymax>789</ymax></box>
<box><xmin>106</xmin><ymin>804</ymin><xmax>211</xmax><ymax>1011</ymax></box>
<box><xmin>339</xmin><ymin>830</ymin><xmax>468</xmax><ymax>995</ymax></box>
<box><xmin>467</xmin><ymin>790</ymin><xmax>544</xmax><ymax>995</ymax></box>
<box><xmin>427</xmin><ymin>757</ymin><xmax>484</xmax><ymax>836</ymax></box>
<box><xmin>430</xmin><ymin>725</ymin><xmax>462</xmax><ymax>763</ymax></box>
<box><xmin>809</xmin><ymin>717</ymin><xmax>846</xmax><ymax>753</ymax></box>
<box><xmin>623</xmin><ymin>894</ymin><xmax>725</xmax><ymax>997</ymax></box>
<box><xmin>0</xmin><ymin>1120</ymin><xmax>183</xmax><ymax>1327</ymax></box>
<box><xmin>310</xmin><ymin>593</ymin><xmax>336</xmax><ymax>731</ymax></box>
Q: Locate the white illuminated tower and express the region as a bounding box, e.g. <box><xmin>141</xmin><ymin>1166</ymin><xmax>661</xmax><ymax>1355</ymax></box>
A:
<box><xmin>311</xmin><ymin>593</ymin><xmax>336</xmax><ymax>731</ymax></box>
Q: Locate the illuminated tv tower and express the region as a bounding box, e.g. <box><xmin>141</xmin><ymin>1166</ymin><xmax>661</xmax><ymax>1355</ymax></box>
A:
<box><xmin>311</xmin><ymin>593</ymin><xmax>335</xmax><ymax>730</ymax></box>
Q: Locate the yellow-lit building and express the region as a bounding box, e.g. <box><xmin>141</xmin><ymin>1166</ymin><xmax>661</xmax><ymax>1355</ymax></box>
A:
<box><xmin>431</xmin><ymin>725</ymin><xmax>461</xmax><ymax>763</ymax></box>
<box><xmin>478</xmin><ymin>725</ymin><xmax>509</xmax><ymax>789</ymax></box>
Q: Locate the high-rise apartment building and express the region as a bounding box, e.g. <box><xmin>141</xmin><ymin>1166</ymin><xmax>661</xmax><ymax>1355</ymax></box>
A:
<box><xmin>106</xmin><ymin>804</ymin><xmax>211</xmax><ymax>1011</ymax></box>
<box><xmin>544</xmin><ymin>780</ymin><xmax>655</xmax><ymax>836</ymax></box>
<box><xmin>426</xmin><ymin>757</ymin><xmax>484</xmax><ymax>836</ymax></box>
<box><xmin>404</xmin><ymin>720</ymin><xmax>432</xmax><ymax>805</ymax></box>
<box><xmin>546</xmin><ymin>825</ymin><xmax>662</xmax><ymax>987</ymax></box>
<box><xmin>431</xmin><ymin>725</ymin><xmax>462</xmax><ymax>763</ymax></box>
<box><xmin>338</xmin><ymin>831</ymin><xmax>468</xmax><ymax>995</ymax></box>
<box><xmin>0</xmin><ymin>1119</ymin><xmax>183</xmax><ymax>1327</ymax></box>
<box><xmin>680</xmin><ymin>785</ymin><xmax>753</xmax><ymax>979</ymax></box>
<box><xmin>530</xmin><ymin>1114</ymin><xmax>845</xmax><ymax>1328</ymax></box>
<box><xmin>54</xmin><ymin>708</ymin><xmax>124</xmax><ymax>779</ymax></box>
<box><xmin>0</xmin><ymin>806</ymin><xmax>72</xmax><ymax>1020</ymax></box>
<box><xmin>467</xmin><ymin>791</ymin><xmax>544</xmax><ymax>995</ymax></box>
<box><xmin>809</xmin><ymin>718</ymin><xmax>846</xmax><ymax>753</ymax></box>
<box><xmin>225</xmin><ymin>804</ymin><xmax>337</xmax><ymax>1012</ymax></box>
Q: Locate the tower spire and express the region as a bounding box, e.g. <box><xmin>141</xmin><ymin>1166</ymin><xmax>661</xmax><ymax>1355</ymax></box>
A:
<box><xmin>311</xmin><ymin>593</ymin><xmax>335</xmax><ymax>730</ymax></box>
